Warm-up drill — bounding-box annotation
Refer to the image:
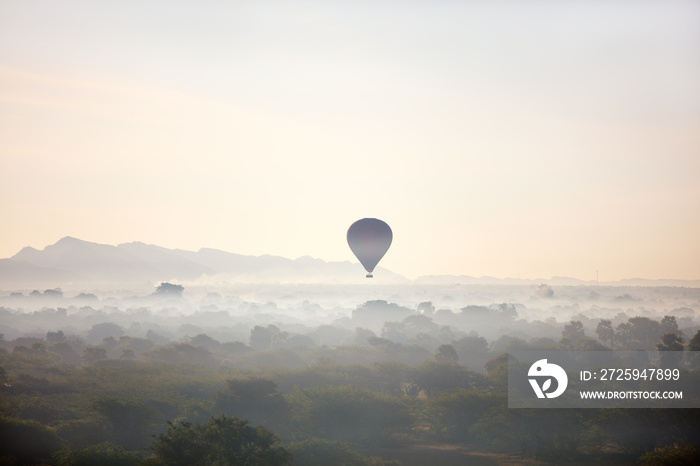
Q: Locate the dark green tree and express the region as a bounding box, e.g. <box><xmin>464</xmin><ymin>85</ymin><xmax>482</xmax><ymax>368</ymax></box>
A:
<box><xmin>411</xmin><ymin>360</ymin><xmax>480</xmax><ymax>395</ymax></box>
<box><xmin>82</xmin><ymin>346</ymin><xmax>107</xmax><ymax>366</ymax></box>
<box><xmin>560</xmin><ymin>320</ymin><xmax>585</xmax><ymax>349</ymax></box>
<box><xmin>484</xmin><ymin>353</ymin><xmax>509</xmax><ymax>386</ymax></box>
<box><xmin>288</xmin><ymin>385</ymin><xmax>411</xmax><ymax>446</ymax></box>
<box><xmin>0</xmin><ymin>415</ymin><xmax>65</xmax><ymax>465</ymax></box>
<box><xmin>615</xmin><ymin>322</ymin><xmax>633</xmax><ymax>349</ymax></box>
<box><xmin>435</xmin><ymin>344</ymin><xmax>458</xmax><ymax>362</ymax></box>
<box><xmin>596</xmin><ymin>319</ymin><xmax>615</xmax><ymax>348</ymax></box>
<box><xmin>451</xmin><ymin>335</ymin><xmax>489</xmax><ymax>371</ymax></box>
<box><xmin>50</xmin><ymin>341</ymin><xmax>82</xmax><ymax>366</ymax></box>
<box><xmin>54</xmin><ymin>442</ymin><xmax>142</xmax><ymax>466</ymax></box>
<box><xmin>87</xmin><ymin>322</ymin><xmax>124</xmax><ymax>344</ymax></box>
<box><xmin>213</xmin><ymin>377</ymin><xmax>288</xmax><ymax>431</ymax></box>
<box><xmin>427</xmin><ymin>389</ymin><xmax>503</xmax><ymax>442</ymax></box>
<box><xmin>688</xmin><ymin>330</ymin><xmax>700</xmax><ymax>369</ymax></box>
<box><xmin>659</xmin><ymin>315</ymin><xmax>680</xmax><ymax>337</ymax></box>
<box><xmin>146</xmin><ymin>415</ymin><xmax>292</xmax><ymax>466</ymax></box>
<box><xmin>47</xmin><ymin>329</ymin><xmax>67</xmax><ymax>343</ymax></box>
<box><xmin>639</xmin><ymin>445</ymin><xmax>700</xmax><ymax>466</ymax></box>
<box><xmin>656</xmin><ymin>333</ymin><xmax>684</xmax><ymax>368</ymax></box>
<box><xmin>626</xmin><ymin>317</ymin><xmax>661</xmax><ymax>350</ymax></box>
<box><xmin>689</xmin><ymin>330</ymin><xmax>700</xmax><ymax>351</ymax></box>
<box><xmin>93</xmin><ymin>398</ymin><xmax>159</xmax><ymax>450</ymax></box>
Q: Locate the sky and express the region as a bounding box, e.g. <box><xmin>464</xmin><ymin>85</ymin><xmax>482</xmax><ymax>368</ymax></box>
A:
<box><xmin>1</xmin><ymin>1</ymin><xmax>699</xmax><ymax>281</ymax></box>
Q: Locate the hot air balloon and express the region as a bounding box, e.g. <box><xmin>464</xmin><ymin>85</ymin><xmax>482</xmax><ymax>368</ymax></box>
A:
<box><xmin>347</xmin><ymin>218</ymin><xmax>392</xmax><ymax>278</ymax></box>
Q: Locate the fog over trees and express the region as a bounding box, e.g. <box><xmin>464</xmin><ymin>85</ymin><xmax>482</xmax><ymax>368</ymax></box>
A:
<box><xmin>2</xmin><ymin>277</ymin><xmax>699</xmax><ymax>464</ymax></box>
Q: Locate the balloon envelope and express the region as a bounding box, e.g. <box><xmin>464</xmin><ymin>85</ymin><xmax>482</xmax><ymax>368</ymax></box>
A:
<box><xmin>347</xmin><ymin>218</ymin><xmax>392</xmax><ymax>277</ymax></box>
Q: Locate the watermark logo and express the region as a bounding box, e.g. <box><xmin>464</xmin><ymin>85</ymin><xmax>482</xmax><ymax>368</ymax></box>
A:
<box><xmin>528</xmin><ymin>359</ymin><xmax>568</xmax><ymax>398</ymax></box>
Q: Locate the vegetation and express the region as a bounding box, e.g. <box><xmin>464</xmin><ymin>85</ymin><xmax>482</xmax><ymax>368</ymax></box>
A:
<box><xmin>0</xmin><ymin>297</ymin><xmax>699</xmax><ymax>464</ymax></box>
<box><xmin>146</xmin><ymin>415</ymin><xmax>292</xmax><ymax>466</ymax></box>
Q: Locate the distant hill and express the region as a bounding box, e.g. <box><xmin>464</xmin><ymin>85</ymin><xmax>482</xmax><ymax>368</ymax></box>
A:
<box><xmin>1</xmin><ymin>237</ymin><xmax>698</xmax><ymax>289</ymax></box>
<box><xmin>412</xmin><ymin>274</ymin><xmax>700</xmax><ymax>288</ymax></box>
<box><xmin>0</xmin><ymin>237</ymin><xmax>406</xmax><ymax>288</ymax></box>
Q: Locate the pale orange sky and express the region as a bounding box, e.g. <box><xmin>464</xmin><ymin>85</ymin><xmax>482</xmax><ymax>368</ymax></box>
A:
<box><xmin>1</xmin><ymin>1</ymin><xmax>699</xmax><ymax>281</ymax></box>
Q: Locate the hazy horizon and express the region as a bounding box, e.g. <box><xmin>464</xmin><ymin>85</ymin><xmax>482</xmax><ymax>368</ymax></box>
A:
<box><xmin>3</xmin><ymin>235</ymin><xmax>699</xmax><ymax>285</ymax></box>
<box><xmin>2</xmin><ymin>1</ymin><xmax>699</xmax><ymax>282</ymax></box>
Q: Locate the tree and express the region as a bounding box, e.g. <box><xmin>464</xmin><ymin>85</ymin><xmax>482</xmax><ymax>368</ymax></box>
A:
<box><xmin>614</xmin><ymin>318</ymin><xmax>662</xmax><ymax>350</ymax></box>
<box><xmin>93</xmin><ymin>398</ymin><xmax>159</xmax><ymax>450</ymax></box>
<box><xmin>627</xmin><ymin>317</ymin><xmax>661</xmax><ymax>350</ymax></box>
<box><xmin>535</xmin><ymin>283</ymin><xmax>554</xmax><ymax>298</ymax></box>
<box><xmin>145</xmin><ymin>343</ymin><xmax>217</xmax><ymax>366</ymax></box>
<box><xmin>561</xmin><ymin>321</ymin><xmax>585</xmax><ymax>349</ymax></box>
<box><xmin>351</xmin><ymin>300</ymin><xmax>414</xmax><ymax>330</ymax></box>
<box><xmin>381</xmin><ymin>322</ymin><xmax>406</xmax><ymax>343</ymax></box>
<box><xmin>656</xmin><ymin>333</ymin><xmax>684</xmax><ymax>368</ymax></box>
<box><xmin>659</xmin><ymin>315</ymin><xmax>680</xmax><ymax>337</ymax></box>
<box><xmin>288</xmin><ymin>386</ymin><xmax>411</xmax><ymax>445</ymax></box>
<box><xmin>54</xmin><ymin>442</ymin><xmax>142</xmax><ymax>466</ymax></box>
<box><xmin>452</xmin><ymin>335</ymin><xmax>489</xmax><ymax>371</ymax></box>
<box><xmin>353</xmin><ymin>328</ymin><xmax>376</xmax><ymax>346</ymax></box>
<box><xmin>213</xmin><ymin>378</ymin><xmax>288</xmax><ymax>430</ymax></box>
<box><xmin>596</xmin><ymin>320</ymin><xmax>615</xmax><ymax>349</ymax></box>
<box><xmin>308</xmin><ymin>325</ymin><xmax>350</xmax><ymax>347</ymax></box>
<box><xmin>120</xmin><ymin>348</ymin><xmax>136</xmax><ymax>360</ymax></box>
<box><xmin>190</xmin><ymin>333</ymin><xmax>220</xmax><ymax>350</ymax></box>
<box><xmin>484</xmin><ymin>354</ymin><xmax>509</xmax><ymax>386</ymax></box>
<box><xmin>639</xmin><ymin>445</ymin><xmax>700</xmax><ymax>466</ymax></box>
<box><xmin>250</xmin><ymin>325</ymin><xmax>287</xmax><ymax>351</ymax></box>
<box><xmin>82</xmin><ymin>346</ymin><xmax>107</xmax><ymax>366</ymax></box>
<box><xmin>427</xmin><ymin>389</ymin><xmax>502</xmax><ymax>442</ymax></box>
<box><xmin>47</xmin><ymin>330</ymin><xmax>67</xmax><ymax>343</ymax></box>
<box><xmin>50</xmin><ymin>341</ymin><xmax>82</xmax><ymax>366</ymax></box>
<box><xmin>19</xmin><ymin>341</ymin><xmax>60</xmax><ymax>362</ymax></box>
<box><xmin>484</xmin><ymin>353</ymin><xmax>508</xmax><ymax>376</ymax></box>
<box><xmin>417</xmin><ymin>301</ymin><xmax>435</xmax><ymax>315</ymax></box>
<box><xmin>435</xmin><ymin>344</ymin><xmax>458</xmax><ymax>362</ymax></box>
<box><xmin>494</xmin><ymin>303</ymin><xmax>518</xmax><ymax>320</ymax></box>
<box><xmin>0</xmin><ymin>415</ymin><xmax>65</xmax><ymax>465</ymax></box>
<box><xmin>371</xmin><ymin>361</ymin><xmax>410</xmax><ymax>396</ymax></box>
<box><xmin>87</xmin><ymin>323</ymin><xmax>124</xmax><ymax>344</ymax></box>
<box><xmin>411</xmin><ymin>360</ymin><xmax>478</xmax><ymax>395</ymax></box>
<box><xmin>577</xmin><ymin>337</ymin><xmax>609</xmax><ymax>351</ymax></box>
<box><xmin>146</xmin><ymin>415</ymin><xmax>292</xmax><ymax>466</ymax></box>
<box><xmin>43</xmin><ymin>288</ymin><xmax>63</xmax><ymax>297</ymax></box>
<box><xmin>403</xmin><ymin>314</ymin><xmax>439</xmax><ymax>335</ymax></box>
<box><xmin>368</xmin><ymin>336</ymin><xmax>399</xmax><ymax>353</ymax></box>
<box><xmin>688</xmin><ymin>330</ymin><xmax>700</xmax><ymax>351</ymax></box>
<box><xmin>689</xmin><ymin>330</ymin><xmax>700</xmax><ymax>369</ymax></box>
<box><xmin>154</xmin><ymin>282</ymin><xmax>184</xmax><ymax>297</ymax></box>
<box><xmin>615</xmin><ymin>322</ymin><xmax>633</xmax><ymax>349</ymax></box>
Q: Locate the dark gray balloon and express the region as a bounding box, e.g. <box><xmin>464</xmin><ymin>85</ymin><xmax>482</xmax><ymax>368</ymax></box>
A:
<box><xmin>347</xmin><ymin>218</ymin><xmax>392</xmax><ymax>278</ymax></box>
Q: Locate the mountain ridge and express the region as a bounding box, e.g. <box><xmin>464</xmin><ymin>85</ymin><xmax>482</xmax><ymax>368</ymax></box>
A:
<box><xmin>1</xmin><ymin>237</ymin><xmax>406</xmax><ymax>287</ymax></box>
<box><xmin>1</xmin><ymin>237</ymin><xmax>699</xmax><ymax>288</ymax></box>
